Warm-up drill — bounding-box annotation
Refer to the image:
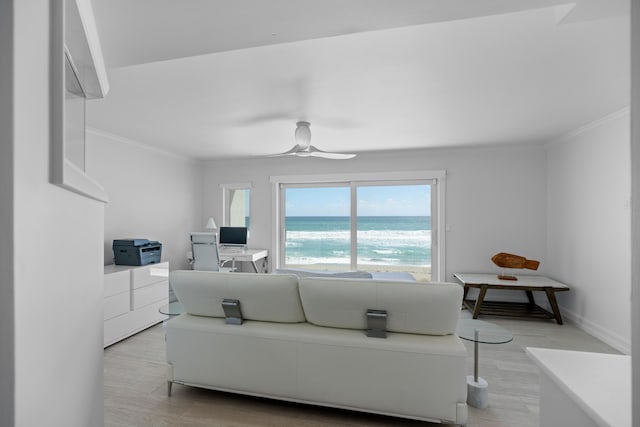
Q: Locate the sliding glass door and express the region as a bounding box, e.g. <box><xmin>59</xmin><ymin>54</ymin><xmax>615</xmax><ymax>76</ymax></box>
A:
<box><xmin>356</xmin><ymin>184</ymin><xmax>431</xmax><ymax>281</ymax></box>
<box><xmin>280</xmin><ymin>180</ymin><xmax>434</xmax><ymax>280</ymax></box>
<box><xmin>283</xmin><ymin>185</ymin><xmax>351</xmax><ymax>271</ymax></box>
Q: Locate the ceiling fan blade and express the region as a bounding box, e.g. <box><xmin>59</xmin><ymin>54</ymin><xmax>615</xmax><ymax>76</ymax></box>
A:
<box><xmin>307</xmin><ymin>145</ymin><xmax>356</xmax><ymax>160</ymax></box>
<box><xmin>227</xmin><ymin>112</ymin><xmax>294</xmax><ymax>126</ymax></box>
<box><xmin>267</xmin><ymin>144</ymin><xmax>304</xmax><ymax>157</ymax></box>
<box><xmin>307</xmin><ymin>151</ymin><xmax>357</xmax><ymax>160</ymax></box>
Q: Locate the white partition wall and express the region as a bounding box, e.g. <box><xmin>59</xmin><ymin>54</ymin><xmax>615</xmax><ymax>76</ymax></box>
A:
<box><xmin>3</xmin><ymin>1</ymin><xmax>105</xmax><ymax>425</ymax></box>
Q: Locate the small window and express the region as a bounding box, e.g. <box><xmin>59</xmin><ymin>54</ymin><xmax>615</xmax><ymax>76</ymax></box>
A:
<box><xmin>221</xmin><ymin>184</ymin><xmax>251</xmax><ymax>229</ymax></box>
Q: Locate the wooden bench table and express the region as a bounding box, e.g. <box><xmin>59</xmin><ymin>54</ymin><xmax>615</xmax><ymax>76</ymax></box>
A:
<box><xmin>453</xmin><ymin>273</ymin><xmax>570</xmax><ymax>324</ymax></box>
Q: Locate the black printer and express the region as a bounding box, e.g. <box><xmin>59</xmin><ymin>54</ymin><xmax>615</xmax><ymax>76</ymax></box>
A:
<box><xmin>113</xmin><ymin>238</ymin><xmax>162</xmax><ymax>266</ymax></box>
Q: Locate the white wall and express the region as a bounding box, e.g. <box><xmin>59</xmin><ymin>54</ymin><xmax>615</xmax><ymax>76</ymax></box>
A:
<box><xmin>8</xmin><ymin>1</ymin><xmax>104</xmax><ymax>425</ymax></box>
<box><xmin>547</xmin><ymin>109</ymin><xmax>631</xmax><ymax>353</ymax></box>
<box><xmin>86</xmin><ymin>129</ymin><xmax>202</xmax><ymax>270</ymax></box>
<box><xmin>202</xmin><ymin>145</ymin><xmax>548</xmax><ymax>282</ymax></box>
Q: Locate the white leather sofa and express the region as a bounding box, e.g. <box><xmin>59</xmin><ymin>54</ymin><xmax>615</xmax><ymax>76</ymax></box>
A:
<box><xmin>166</xmin><ymin>271</ymin><xmax>468</xmax><ymax>425</ymax></box>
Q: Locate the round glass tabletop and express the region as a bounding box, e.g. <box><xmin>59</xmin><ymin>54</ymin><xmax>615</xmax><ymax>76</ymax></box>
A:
<box><xmin>158</xmin><ymin>301</ymin><xmax>184</xmax><ymax>316</ymax></box>
<box><xmin>456</xmin><ymin>318</ymin><xmax>513</xmax><ymax>344</ymax></box>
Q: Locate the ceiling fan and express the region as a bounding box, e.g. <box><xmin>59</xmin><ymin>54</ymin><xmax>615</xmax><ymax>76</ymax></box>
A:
<box><xmin>271</xmin><ymin>121</ymin><xmax>356</xmax><ymax>160</ymax></box>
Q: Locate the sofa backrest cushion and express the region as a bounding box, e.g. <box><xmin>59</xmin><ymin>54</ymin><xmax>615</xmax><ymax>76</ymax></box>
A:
<box><xmin>299</xmin><ymin>278</ymin><xmax>462</xmax><ymax>335</ymax></box>
<box><xmin>170</xmin><ymin>270</ymin><xmax>306</xmax><ymax>323</ymax></box>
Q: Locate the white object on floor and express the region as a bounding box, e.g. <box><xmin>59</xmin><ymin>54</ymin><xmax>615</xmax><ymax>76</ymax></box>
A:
<box><xmin>466</xmin><ymin>376</ymin><xmax>489</xmax><ymax>409</ymax></box>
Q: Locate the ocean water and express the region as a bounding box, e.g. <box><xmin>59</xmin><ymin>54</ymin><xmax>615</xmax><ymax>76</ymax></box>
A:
<box><xmin>285</xmin><ymin>216</ymin><xmax>431</xmax><ymax>267</ymax></box>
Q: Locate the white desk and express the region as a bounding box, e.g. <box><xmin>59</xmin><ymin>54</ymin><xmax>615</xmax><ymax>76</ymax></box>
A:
<box><xmin>219</xmin><ymin>248</ymin><xmax>268</xmax><ymax>273</ymax></box>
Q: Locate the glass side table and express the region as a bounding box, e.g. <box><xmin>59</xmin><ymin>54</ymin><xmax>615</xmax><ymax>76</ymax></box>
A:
<box><xmin>159</xmin><ymin>301</ymin><xmax>184</xmax><ymax>316</ymax></box>
<box><xmin>456</xmin><ymin>318</ymin><xmax>513</xmax><ymax>409</ymax></box>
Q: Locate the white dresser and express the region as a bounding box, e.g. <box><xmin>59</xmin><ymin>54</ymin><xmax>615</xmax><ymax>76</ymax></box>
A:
<box><xmin>104</xmin><ymin>262</ymin><xmax>169</xmax><ymax>347</ymax></box>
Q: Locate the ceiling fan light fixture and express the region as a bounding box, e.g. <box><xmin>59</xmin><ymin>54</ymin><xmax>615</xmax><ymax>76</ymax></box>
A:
<box><xmin>294</xmin><ymin>121</ymin><xmax>311</xmax><ymax>145</ymax></box>
<box><xmin>270</xmin><ymin>121</ymin><xmax>356</xmax><ymax>160</ymax></box>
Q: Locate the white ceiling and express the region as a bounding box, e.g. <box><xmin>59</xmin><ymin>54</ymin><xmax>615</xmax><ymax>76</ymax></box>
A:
<box><xmin>87</xmin><ymin>0</ymin><xmax>630</xmax><ymax>160</ymax></box>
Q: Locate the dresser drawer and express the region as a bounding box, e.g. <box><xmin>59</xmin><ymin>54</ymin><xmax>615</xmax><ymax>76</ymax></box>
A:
<box><xmin>103</xmin><ymin>262</ymin><xmax>170</xmax><ymax>348</ymax></box>
<box><xmin>104</xmin><ymin>291</ymin><xmax>130</xmax><ymax>320</ymax></box>
<box><xmin>104</xmin><ymin>270</ymin><xmax>130</xmax><ymax>297</ymax></box>
<box><xmin>132</xmin><ymin>280</ymin><xmax>168</xmax><ymax>310</ymax></box>
<box><xmin>131</xmin><ymin>262</ymin><xmax>169</xmax><ymax>289</ymax></box>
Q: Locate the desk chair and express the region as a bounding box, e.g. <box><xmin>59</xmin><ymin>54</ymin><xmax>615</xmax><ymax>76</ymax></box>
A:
<box><xmin>190</xmin><ymin>232</ymin><xmax>234</xmax><ymax>272</ymax></box>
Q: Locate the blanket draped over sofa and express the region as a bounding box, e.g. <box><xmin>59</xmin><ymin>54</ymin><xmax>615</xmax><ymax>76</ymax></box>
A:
<box><xmin>166</xmin><ymin>271</ymin><xmax>468</xmax><ymax>426</ymax></box>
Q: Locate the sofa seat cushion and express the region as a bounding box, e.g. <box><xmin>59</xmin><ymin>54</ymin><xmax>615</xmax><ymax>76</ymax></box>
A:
<box><xmin>166</xmin><ymin>313</ymin><xmax>468</xmax><ymax>423</ymax></box>
<box><xmin>170</xmin><ymin>270</ymin><xmax>305</xmax><ymax>323</ymax></box>
<box><xmin>299</xmin><ymin>278</ymin><xmax>463</xmax><ymax>335</ymax></box>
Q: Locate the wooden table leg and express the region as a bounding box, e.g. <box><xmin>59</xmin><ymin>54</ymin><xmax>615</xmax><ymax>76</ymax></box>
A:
<box><xmin>461</xmin><ymin>285</ymin><xmax>470</xmax><ymax>310</ymax></box>
<box><xmin>526</xmin><ymin>290</ymin><xmax>535</xmax><ymax>305</ymax></box>
<box><xmin>544</xmin><ymin>288</ymin><xmax>563</xmax><ymax>325</ymax></box>
<box><xmin>473</xmin><ymin>285</ymin><xmax>488</xmax><ymax>319</ymax></box>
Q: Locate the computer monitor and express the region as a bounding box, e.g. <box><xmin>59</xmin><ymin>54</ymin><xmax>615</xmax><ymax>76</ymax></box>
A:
<box><xmin>219</xmin><ymin>226</ymin><xmax>248</xmax><ymax>247</ymax></box>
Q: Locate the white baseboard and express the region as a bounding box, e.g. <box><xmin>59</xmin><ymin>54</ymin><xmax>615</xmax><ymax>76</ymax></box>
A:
<box><xmin>554</xmin><ymin>304</ymin><xmax>630</xmax><ymax>355</ymax></box>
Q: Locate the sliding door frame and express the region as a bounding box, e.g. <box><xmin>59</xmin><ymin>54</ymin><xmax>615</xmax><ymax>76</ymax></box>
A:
<box><xmin>270</xmin><ymin>170</ymin><xmax>446</xmax><ymax>281</ymax></box>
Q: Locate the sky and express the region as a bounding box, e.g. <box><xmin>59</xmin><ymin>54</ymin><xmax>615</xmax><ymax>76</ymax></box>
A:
<box><xmin>285</xmin><ymin>185</ymin><xmax>430</xmax><ymax>216</ymax></box>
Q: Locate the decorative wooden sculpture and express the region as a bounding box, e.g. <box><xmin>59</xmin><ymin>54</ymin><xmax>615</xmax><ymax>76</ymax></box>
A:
<box><xmin>491</xmin><ymin>252</ymin><xmax>540</xmax><ymax>280</ymax></box>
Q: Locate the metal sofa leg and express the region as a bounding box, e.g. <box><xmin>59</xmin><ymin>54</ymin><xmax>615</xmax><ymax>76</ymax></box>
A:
<box><xmin>167</xmin><ymin>380</ymin><xmax>173</xmax><ymax>397</ymax></box>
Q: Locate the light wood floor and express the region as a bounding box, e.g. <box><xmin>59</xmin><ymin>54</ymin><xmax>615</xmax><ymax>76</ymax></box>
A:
<box><xmin>104</xmin><ymin>310</ymin><xmax>620</xmax><ymax>427</ymax></box>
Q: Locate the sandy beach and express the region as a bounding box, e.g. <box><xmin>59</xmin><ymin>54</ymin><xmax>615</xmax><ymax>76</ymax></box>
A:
<box><xmin>285</xmin><ymin>263</ymin><xmax>432</xmax><ymax>282</ymax></box>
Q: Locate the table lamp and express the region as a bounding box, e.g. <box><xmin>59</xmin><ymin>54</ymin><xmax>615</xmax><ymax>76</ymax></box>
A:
<box><xmin>205</xmin><ymin>217</ymin><xmax>217</xmax><ymax>232</ymax></box>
